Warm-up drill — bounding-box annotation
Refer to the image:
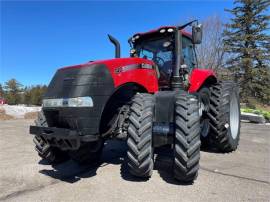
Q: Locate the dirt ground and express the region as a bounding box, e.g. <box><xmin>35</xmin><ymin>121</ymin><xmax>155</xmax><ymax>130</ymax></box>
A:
<box><xmin>0</xmin><ymin>120</ymin><xmax>269</xmax><ymax>202</ymax></box>
<box><xmin>24</xmin><ymin>112</ymin><xmax>38</xmax><ymax>119</ymax></box>
<box><xmin>0</xmin><ymin>109</ymin><xmax>13</xmax><ymax>120</ymax></box>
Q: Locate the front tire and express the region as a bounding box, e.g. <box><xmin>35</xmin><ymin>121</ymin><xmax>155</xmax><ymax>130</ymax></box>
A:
<box><xmin>33</xmin><ymin>111</ymin><xmax>68</xmax><ymax>164</ymax></box>
<box><xmin>127</xmin><ymin>93</ymin><xmax>154</xmax><ymax>178</ymax></box>
<box><xmin>208</xmin><ymin>81</ymin><xmax>240</xmax><ymax>152</ymax></box>
<box><xmin>174</xmin><ymin>93</ymin><xmax>201</xmax><ymax>182</ymax></box>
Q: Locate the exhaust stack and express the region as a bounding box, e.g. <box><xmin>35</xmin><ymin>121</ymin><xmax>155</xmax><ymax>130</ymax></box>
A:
<box><xmin>108</xmin><ymin>34</ymin><xmax>121</xmax><ymax>58</ymax></box>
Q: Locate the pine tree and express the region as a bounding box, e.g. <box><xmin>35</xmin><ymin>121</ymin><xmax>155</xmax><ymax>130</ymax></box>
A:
<box><xmin>23</xmin><ymin>85</ymin><xmax>47</xmax><ymax>106</ymax></box>
<box><xmin>223</xmin><ymin>0</ymin><xmax>270</xmax><ymax>105</ymax></box>
<box><xmin>4</xmin><ymin>79</ymin><xmax>23</xmax><ymax>105</ymax></box>
<box><xmin>23</xmin><ymin>86</ymin><xmax>31</xmax><ymax>105</ymax></box>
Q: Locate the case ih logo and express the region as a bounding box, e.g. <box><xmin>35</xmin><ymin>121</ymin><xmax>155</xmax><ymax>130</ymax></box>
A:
<box><xmin>115</xmin><ymin>63</ymin><xmax>153</xmax><ymax>74</ymax></box>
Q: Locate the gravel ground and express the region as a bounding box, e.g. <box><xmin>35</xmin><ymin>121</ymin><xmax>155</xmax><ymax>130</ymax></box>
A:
<box><xmin>0</xmin><ymin>120</ymin><xmax>269</xmax><ymax>202</ymax></box>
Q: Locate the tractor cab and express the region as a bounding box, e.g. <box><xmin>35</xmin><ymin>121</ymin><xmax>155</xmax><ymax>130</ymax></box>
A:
<box><xmin>129</xmin><ymin>23</ymin><xmax>202</xmax><ymax>89</ymax></box>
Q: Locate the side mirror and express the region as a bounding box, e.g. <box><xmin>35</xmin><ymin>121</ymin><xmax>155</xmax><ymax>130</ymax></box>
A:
<box><xmin>192</xmin><ymin>24</ymin><xmax>202</xmax><ymax>44</ymax></box>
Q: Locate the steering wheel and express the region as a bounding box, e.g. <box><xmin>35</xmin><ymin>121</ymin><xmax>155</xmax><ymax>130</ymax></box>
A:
<box><xmin>154</xmin><ymin>57</ymin><xmax>165</xmax><ymax>67</ymax></box>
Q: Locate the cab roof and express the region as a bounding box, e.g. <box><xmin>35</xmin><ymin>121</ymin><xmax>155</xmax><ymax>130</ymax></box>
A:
<box><xmin>132</xmin><ymin>26</ymin><xmax>192</xmax><ymax>39</ymax></box>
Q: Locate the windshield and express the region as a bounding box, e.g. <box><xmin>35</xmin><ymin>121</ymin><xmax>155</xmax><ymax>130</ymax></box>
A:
<box><xmin>134</xmin><ymin>36</ymin><xmax>174</xmax><ymax>76</ymax></box>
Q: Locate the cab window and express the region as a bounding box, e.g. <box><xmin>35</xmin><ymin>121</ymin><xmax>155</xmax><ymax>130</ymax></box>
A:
<box><xmin>156</xmin><ymin>50</ymin><xmax>173</xmax><ymax>76</ymax></box>
<box><xmin>135</xmin><ymin>36</ymin><xmax>174</xmax><ymax>77</ymax></box>
<box><xmin>182</xmin><ymin>37</ymin><xmax>196</xmax><ymax>69</ymax></box>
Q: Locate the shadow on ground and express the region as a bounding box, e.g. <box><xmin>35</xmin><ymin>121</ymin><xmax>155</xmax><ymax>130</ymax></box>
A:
<box><xmin>39</xmin><ymin>140</ymin><xmax>127</xmax><ymax>183</ymax></box>
<box><xmin>39</xmin><ymin>140</ymin><xmax>205</xmax><ymax>185</ymax></box>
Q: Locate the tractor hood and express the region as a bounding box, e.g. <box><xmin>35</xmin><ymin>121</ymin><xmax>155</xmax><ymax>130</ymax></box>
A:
<box><xmin>44</xmin><ymin>57</ymin><xmax>157</xmax><ymax>99</ymax></box>
<box><xmin>60</xmin><ymin>57</ymin><xmax>155</xmax><ymax>72</ymax></box>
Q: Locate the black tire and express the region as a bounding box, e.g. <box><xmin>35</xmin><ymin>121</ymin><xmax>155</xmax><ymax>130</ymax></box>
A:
<box><xmin>69</xmin><ymin>140</ymin><xmax>104</xmax><ymax>165</ymax></box>
<box><xmin>33</xmin><ymin>111</ymin><xmax>68</xmax><ymax>164</ymax></box>
<box><xmin>198</xmin><ymin>87</ymin><xmax>211</xmax><ymax>148</ymax></box>
<box><xmin>174</xmin><ymin>93</ymin><xmax>201</xmax><ymax>182</ymax></box>
<box><xmin>208</xmin><ymin>81</ymin><xmax>240</xmax><ymax>152</ymax></box>
<box><xmin>127</xmin><ymin>93</ymin><xmax>154</xmax><ymax>178</ymax></box>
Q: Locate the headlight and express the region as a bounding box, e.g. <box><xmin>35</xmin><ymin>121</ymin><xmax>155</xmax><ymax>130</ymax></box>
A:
<box><xmin>134</xmin><ymin>35</ymin><xmax>140</xmax><ymax>39</ymax></box>
<box><xmin>68</xmin><ymin>97</ymin><xmax>93</xmax><ymax>107</ymax></box>
<box><xmin>167</xmin><ymin>28</ymin><xmax>174</xmax><ymax>32</ymax></box>
<box><xmin>160</xmin><ymin>29</ymin><xmax>166</xmax><ymax>33</ymax></box>
<box><xmin>42</xmin><ymin>99</ymin><xmax>63</xmax><ymax>107</ymax></box>
<box><xmin>130</xmin><ymin>49</ymin><xmax>136</xmax><ymax>54</ymax></box>
<box><xmin>42</xmin><ymin>96</ymin><xmax>93</xmax><ymax>108</ymax></box>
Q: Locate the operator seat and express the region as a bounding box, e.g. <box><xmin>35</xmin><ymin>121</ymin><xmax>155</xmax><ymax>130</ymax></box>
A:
<box><xmin>160</xmin><ymin>61</ymin><xmax>172</xmax><ymax>76</ymax></box>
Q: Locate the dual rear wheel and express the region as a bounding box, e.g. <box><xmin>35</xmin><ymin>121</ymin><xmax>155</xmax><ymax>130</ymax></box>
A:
<box><xmin>127</xmin><ymin>81</ymin><xmax>240</xmax><ymax>182</ymax></box>
<box><xmin>199</xmin><ymin>81</ymin><xmax>240</xmax><ymax>152</ymax></box>
<box><xmin>127</xmin><ymin>92</ymin><xmax>201</xmax><ymax>182</ymax></box>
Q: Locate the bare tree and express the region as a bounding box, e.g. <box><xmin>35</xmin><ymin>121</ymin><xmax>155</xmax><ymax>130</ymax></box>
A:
<box><xmin>196</xmin><ymin>15</ymin><xmax>227</xmax><ymax>70</ymax></box>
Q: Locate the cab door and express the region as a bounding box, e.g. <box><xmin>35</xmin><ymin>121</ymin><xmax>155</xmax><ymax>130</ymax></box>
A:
<box><xmin>182</xmin><ymin>36</ymin><xmax>197</xmax><ymax>70</ymax></box>
<box><xmin>156</xmin><ymin>50</ymin><xmax>174</xmax><ymax>90</ymax></box>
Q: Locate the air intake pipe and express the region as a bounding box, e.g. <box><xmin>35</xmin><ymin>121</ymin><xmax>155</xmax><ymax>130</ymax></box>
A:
<box><xmin>108</xmin><ymin>34</ymin><xmax>121</xmax><ymax>58</ymax></box>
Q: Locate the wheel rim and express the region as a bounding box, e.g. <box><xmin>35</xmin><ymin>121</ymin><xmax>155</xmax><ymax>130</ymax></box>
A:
<box><xmin>200</xmin><ymin>91</ymin><xmax>210</xmax><ymax>138</ymax></box>
<box><xmin>201</xmin><ymin>119</ymin><xmax>210</xmax><ymax>137</ymax></box>
<box><xmin>230</xmin><ymin>92</ymin><xmax>239</xmax><ymax>139</ymax></box>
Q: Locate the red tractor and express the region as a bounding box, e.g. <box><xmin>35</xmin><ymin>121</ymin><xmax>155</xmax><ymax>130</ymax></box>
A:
<box><xmin>30</xmin><ymin>21</ymin><xmax>240</xmax><ymax>182</ymax></box>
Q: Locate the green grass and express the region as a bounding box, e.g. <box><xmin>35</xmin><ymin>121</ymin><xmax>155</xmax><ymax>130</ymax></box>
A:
<box><xmin>241</xmin><ymin>108</ymin><xmax>270</xmax><ymax>121</ymax></box>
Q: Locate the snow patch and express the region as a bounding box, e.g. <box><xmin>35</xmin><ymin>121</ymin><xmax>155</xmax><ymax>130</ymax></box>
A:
<box><xmin>0</xmin><ymin>105</ymin><xmax>41</xmax><ymax>118</ymax></box>
<box><xmin>241</xmin><ymin>112</ymin><xmax>265</xmax><ymax>124</ymax></box>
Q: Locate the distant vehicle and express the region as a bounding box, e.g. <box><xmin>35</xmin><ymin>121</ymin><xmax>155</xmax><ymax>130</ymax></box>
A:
<box><xmin>0</xmin><ymin>98</ymin><xmax>6</xmax><ymax>105</ymax></box>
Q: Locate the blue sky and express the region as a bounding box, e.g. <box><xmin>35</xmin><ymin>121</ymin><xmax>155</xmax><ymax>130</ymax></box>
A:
<box><xmin>1</xmin><ymin>1</ymin><xmax>233</xmax><ymax>86</ymax></box>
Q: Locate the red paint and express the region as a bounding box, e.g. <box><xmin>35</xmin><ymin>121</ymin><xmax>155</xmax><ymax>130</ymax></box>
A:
<box><xmin>113</xmin><ymin>68</ymin><xmax>158</xmax><ymax>93</ymax></box>
<box><xmin>188</xmin><ymin>68</ymin><xmax>216</xmax><ymax>92</ymax></box>
<box><xmin>60</xmin><ymin>60</ymin><xmax>216</xmax><ymax>94</ymax></box>
<box><xmin>61</xmin><ymin>58</ymin><xmax>159</xmax><ymax>93</ymax></box>
<box><xmin>100</xmin><ymin>58</ymin><xmax>158</xmax><ymax>93</ymax></box>
<box><xmin>0</xmin><ymin>98</ymin><xmax>6</xmax><ymax>105</ymax></box>
<box><xmin>60</xmin><ymin>57</ymin><xmax>154</xmax><ymax>70</ymax></box>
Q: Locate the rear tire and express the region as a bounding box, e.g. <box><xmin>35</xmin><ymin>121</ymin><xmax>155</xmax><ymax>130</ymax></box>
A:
<box><xmin>127</xmin><ymin>93</ymin><xmax>154</xmax><ymax>178</ymax></box>
<box><xmin>33</xmin><ymin>111</ymin><xmax>68</xmax><ymax>164</ymax></box>
<box><xmin>174</xmin><ymin>93</ymin><xmax>201</xmax><ymax>182</ymax></box>
<box><xmin>69</xmin><ymin>140</ymin><xmax>104</xmax><ymax>165</ymax></box>
<box><xmin>208</xmin><ymin>81</ymin><xmax>240</xmax><ymax>152</ymax></box>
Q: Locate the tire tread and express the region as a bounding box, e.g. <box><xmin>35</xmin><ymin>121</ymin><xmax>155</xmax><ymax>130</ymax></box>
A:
<box><xmin>127</xmin><ymin>93</ymin><xmax>154</xmax><ymax>178</ymax></box>
<box><xmin>174</xmin><ymin>93</ymin><xmax>201</xmax><ymax>182</ymax></box>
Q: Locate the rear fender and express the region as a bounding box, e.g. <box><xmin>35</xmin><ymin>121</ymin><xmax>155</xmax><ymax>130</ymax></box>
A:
<box><xmin>188</xmin><ymin>68</ymin><xmax>217</xmax><ymax>93</ymax></box>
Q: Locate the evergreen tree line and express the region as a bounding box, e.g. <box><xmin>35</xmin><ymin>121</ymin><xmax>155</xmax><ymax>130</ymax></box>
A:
<box><xmin>0</xmin><ymin>79</ymin><xmax>47</xmax><ymax>106</ymax></box>
<box><xmin>223</xmin><ymin>0</ymin><xmax>270</xmax><ymax>106</ymax></box>
<box><xmin>197</xmin><ymin>0</ymin><xmax>269</xmax><ymax>106</ymax></box>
